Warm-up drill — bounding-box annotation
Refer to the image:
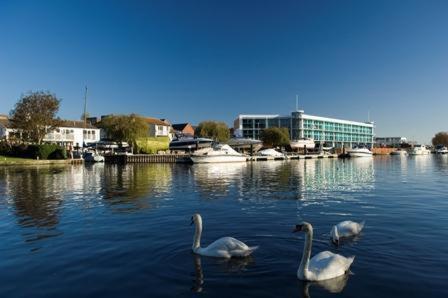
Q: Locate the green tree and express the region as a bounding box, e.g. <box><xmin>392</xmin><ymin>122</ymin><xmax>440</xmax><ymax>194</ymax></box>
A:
<box><xmin>98</xmin><ymin>114</ymin><xmax>149</xmax><ymax>151</ymax></box>
<box><xmin>260</xmin><ymin>127</ymin><xmax>290</xmax><ymax>148</ymax></box>
<box><xmin>432</xmin><ymin>132</ymin><xmax>448</xmax><ymax>147</ymax></box>
<box><xmin>9</xmin><ymin>91</ymin><xmax>61</xmax><ymax>144</ymax></box>
<box><xmin>195</xmin><ymin>121</ymin><xmax>230</xmax><ymax>142</ymax></box>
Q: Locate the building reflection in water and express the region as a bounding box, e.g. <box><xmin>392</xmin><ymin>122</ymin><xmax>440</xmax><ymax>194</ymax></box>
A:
<box><xmin>191</xmin><ymin>163</ymin><xmax>247</xmax><ymax>199</ymax></box>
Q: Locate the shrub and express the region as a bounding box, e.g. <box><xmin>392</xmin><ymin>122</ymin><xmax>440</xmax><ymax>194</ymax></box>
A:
<box><xmin>27</xmin><ymin>144</ymin><xmax>66</xmax><ymax>159</ymax></box>
<box><xmin>48</xmin><ymin>148</ymin><xmax>67</xmax><ymax>160</ymax></box>
<box><xmin>136</xmin><ymin>137</ymin><xmax>169</xmax><ymax>154</ymax></box>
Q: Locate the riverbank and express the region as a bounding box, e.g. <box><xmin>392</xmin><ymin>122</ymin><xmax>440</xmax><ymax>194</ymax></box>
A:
<box><xmin>0</xmin><ymin>155</ymin><xmax>83</xmax><ymax>166</ymax></box>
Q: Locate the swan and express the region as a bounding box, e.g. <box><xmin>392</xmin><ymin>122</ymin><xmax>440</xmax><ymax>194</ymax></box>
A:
<box><xmin>330</xmin><ymin>220</ymin><xmax>365</xmax><ymax>244</ymax></box>
<box><xmin>293</xmin><ymin>222</ymin><xmax>354</xmax><ymax>281</ymax></box>
<box><xmin>190</xmin><ymin>213</ymin><xmax>258</xmax><ymax>258</ymax></box>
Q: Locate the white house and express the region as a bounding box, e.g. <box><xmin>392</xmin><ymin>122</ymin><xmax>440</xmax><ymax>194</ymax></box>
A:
<box><xmin>0</xmin><ymin>115</ymin><xmax>100</xmax><ymax>148</ymax></box>
<box><xmin>144</xmin><ymin>117</ymin><xmax>172</xmax><ymax>139</ymax></box>
<box><xmin>42</xmin><ymin>120</ymin><xmax>101</xmax><ymax>148</ymax></box>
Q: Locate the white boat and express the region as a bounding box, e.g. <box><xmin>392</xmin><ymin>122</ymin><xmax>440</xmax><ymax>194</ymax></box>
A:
<box><xmin>347</xmin><ymin>146</ymin><xmax>373</xmax><ymax>157</ymax></box>
<box><xmin>257</xmin><ymin>148</ymin><xmax>286</xmax><ymax>158</ymax></box>
<box><xmin>409</xmin><ymin>145</ymin><xmax>431</xmax><ymax>155</ymax></box>
<box><xmin>435</xmin><ymin>145</ymin><xmax>448</xmax><ymax>154</ymax></box>
<box><xmin>83</xmin><ymin>151</ymin><xmax>105</xmax><ymax>162</ymax></box>
<box><xmin>169</xmin><ymin>136</ymin><xmax>213</xmax><ymax>151</ymax></box>
<box><xmin>190</xmin><ymin>144</ymin><xmax>247</xmax><ymax>163</ymax></box>
<box><xmin>390</xmin><ymin>149</ymin><xmax>408</xmax><ymax>156</ymax></box>
<box><xmin>290</xmin><ymin>138</ymin><xmax>315</xmax><ymax>150</ymax></box>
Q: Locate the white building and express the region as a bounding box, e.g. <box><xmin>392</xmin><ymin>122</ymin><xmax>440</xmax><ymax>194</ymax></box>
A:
<box><xmin>375</xmin><ymin>137</ymin><xmax>407</xmax><ymax>147</ymax></box>
<box><xmin>0</xmin><ymin>115</ymin><xmax>100</xmax><ymax>148</ymax></box>
<box><xmin>144</xmin><ymin>117</ymin><xmax>172</xmax><ymax>139</ymax></box>
<box><xmin>43</xmin><ymin>120</ymin><xmax>101</xmax><ymax>148</ymax></box>
<box><xmin>234</xmin><ymin>110</ymin><xmax>374</xmax><ymax>148</ymax></box>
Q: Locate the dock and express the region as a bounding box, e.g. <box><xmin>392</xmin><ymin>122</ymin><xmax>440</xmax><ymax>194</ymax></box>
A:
<box><xmin>104</xmin><ymin>154</ymin><xmax>188</xmax><ymax>164</ymax></box>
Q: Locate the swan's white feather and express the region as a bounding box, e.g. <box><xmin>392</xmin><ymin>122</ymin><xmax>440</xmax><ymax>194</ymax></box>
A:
<box><xmin>331</xmin><ymin>220</ymin><xmax>365</xmax><ymax>242</ymax></box>
<box><xmin>196</xmin><ymin>236</ymin><xmax>258</xmax><ymax>258</ymax></box>
<box><xmin>305</xmin><ymin>251</ymin><xmax>354</xmax><ymax>281</ymax></box>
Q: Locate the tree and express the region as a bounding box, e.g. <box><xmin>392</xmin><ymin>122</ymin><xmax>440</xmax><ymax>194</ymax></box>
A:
<box><xmin>195</xmin><ymin>121</ymin><xmax>230</xmax><ymax>142</ymax></box>
<box><xmin>9</xmin><ymin>91</ymin><xmax>61</xmax><ymax>144</ymax></box>
<box><xmin>432</xmin><ymin>132</ymin><xmax>448</xmax><ymax>147</ymax></box>
<box><xmin>98</xmin><ymin>114</ymin><xmax>149</xmax><ymax>151</ymax></box>
<box><xmin>260</xmin><ymin>127</ymin><xmax>290</xmax><ymax>148</ymax></box>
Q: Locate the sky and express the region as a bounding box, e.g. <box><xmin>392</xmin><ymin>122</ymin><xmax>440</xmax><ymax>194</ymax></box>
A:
<box><xmin>1</xmin><ymin>0</ymin><xmax>447</xmax><ymax>143</ymax></box>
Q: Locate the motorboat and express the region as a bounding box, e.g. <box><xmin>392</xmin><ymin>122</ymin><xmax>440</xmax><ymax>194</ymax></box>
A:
<box><xmin>409</xmin><ymin>145</ymin><xmax>431</xmax><ymax>155</ymax></box>
<box><xmin>190</xmin><ymin>144</ymin><xmax>247</xmax><ymax>163</ymax></box>
<box><xmin>435</xmin><ymin>145</ymin><xmax>448</xmax><ymax>154</ymax></box>
<box><xmin>290</xmin><ymin>138</ymin><xmax>315</xmax><ymax>150</ymax></box>
<box><xmin>257</xmin><ymin>148</ymin><xmax>286</xmax><ymax>158</ymax></box>
<box><xmin>83</xmin><ymin>151</ymin><xmax>105</xmax><ymax>162</ymax></box>
<box><xmin>169</xmin><ymin>136</ymin><xmax>213</xmax><ymax>151</ymax></box>
<box><xmin>227</xmin><ymin>138</ymin><xmax>263</xmax><ymax>153</ymax></box>
<box><xmin>347</xmin><ymin>146</ymin><xmax>373</xmax><ymax>157</ymax></box>
<box><xmin>390</xmin><ymin>149</ymin><xmax>408</xmax><ymax>156</ymax></box>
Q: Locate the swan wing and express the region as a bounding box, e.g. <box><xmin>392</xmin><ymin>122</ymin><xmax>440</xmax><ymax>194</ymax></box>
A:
<box><xmin>307</xmin><ymin>251</ymin><xmax>354</xmax><ymax>281</ymax></box>
<box><xmin>200</xmin><ymin>237</ymin><xmax>257</xmax><ymax>258</ymax></box>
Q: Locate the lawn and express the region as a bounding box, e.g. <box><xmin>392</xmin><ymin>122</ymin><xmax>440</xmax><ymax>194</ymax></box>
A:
<box><xmin>0</xmin><ymin>155</ymin><xmax>69</xmax><ymax>166</ymax></box>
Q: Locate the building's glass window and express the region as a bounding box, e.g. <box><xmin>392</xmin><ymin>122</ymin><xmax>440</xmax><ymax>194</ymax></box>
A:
<box><xmin>242</xmin><ymin>119</ymin><xmax>253</xmax><ymax>129</ymax></box>
<box><xmin>254</xmin><ymin>119</ymin><xmax>266</xmax><ymax>129</ymax></box>
<box><xmin>268</xmin><ymin>119</ymin><xmax>279</xmax><ymax>128</ymax></box>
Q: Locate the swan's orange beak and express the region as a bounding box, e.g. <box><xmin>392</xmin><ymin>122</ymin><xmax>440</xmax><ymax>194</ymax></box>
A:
<box><xmin>293</xmin><ymin>224</ymin><xmax>303</xmax><ymax>233</ymax></box>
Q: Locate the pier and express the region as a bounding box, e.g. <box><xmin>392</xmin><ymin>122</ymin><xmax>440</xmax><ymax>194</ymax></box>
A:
<box><xmin>104</xmin><ymin>154</ymin><xmax>187</xmax><ymax>164</ymax></box>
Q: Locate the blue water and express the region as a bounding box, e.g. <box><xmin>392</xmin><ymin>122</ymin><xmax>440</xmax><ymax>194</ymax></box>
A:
<box><xmin>0</xmin><ymin>156</ymin><xmax>447</xmax><ymax>297</ymax></box>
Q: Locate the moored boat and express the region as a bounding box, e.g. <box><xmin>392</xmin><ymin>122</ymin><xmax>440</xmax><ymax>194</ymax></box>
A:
<box><xmin>290</xmin><ymin>138</ymin><xmax>315</xmax><ymax>150</ymax></box>
<box><xmin>190</xmin><ymin>144</ymin><xmax>247</xmax><ymax>163</ymax></box>
<box><xmin>83</xmin><ymin>151</ymin><xmax>105</xmax><ymax>162</ymax></box>
<box><xmin>409</xmin><ymin>145</ymin><xmax>431</xmax><ymax>155</ymax></box>
<box><xmin>347</xmin><ymin>146</ymin><xmax>373</xmax><ymax>157</ymax></box>
<box><xmin>390</xmin><ymin>149</ymin><xmax>408</xmax><ymax>156</ymax></box>
<box><xmin>435</xmin><ymin>145</ymin><xmax>448</xmax><ymax>154</ymax></box>
<box><xmin>169</xmin><ymin>136</ymin><xmax>213</xmax><ymax>151</ymax></box>
<box><xmin>227</xmin><ymin>138</ymin><xmax>263</xmax><ymax>153</ymax></box>
<box><xmin>257</xmin><ymin>148</ymin><xmax>286</xmax><ymax>158</ymax></box>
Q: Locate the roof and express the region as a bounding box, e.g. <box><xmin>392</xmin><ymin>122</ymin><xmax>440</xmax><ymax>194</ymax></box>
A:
<box><xmin>0</xmin><ymin>118</ymin><xmax>11</xmax><ymax>128</ymax></box>
<box><xmin>172</xmin><ymin>123</ymin><xmax>192</xmax><ymax>131</ymax></box>
<box><xmin>144</xmin><ymin>117</ymin><xmax>170</xmax><ymax>126</ymax></box>
<box><xmin>59</xmin><ymin>120</ymin><xmax>98</xmax><ymax>129</ymax></box>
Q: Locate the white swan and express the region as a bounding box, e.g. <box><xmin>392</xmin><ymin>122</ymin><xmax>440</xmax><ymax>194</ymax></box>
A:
<box><xmin>191</xmin><ymin>213</ymin><xmax>258</xmax><ymax>258</ymax></box>
<box><xmin>330</xmin><ymin>220</ymin><xmax>365</xmax><ymax>244</ymax></box>
<box><xmin>294</xmin><ymin>222</ymin><xmax>354</xmax><ymax>281</ymax></box>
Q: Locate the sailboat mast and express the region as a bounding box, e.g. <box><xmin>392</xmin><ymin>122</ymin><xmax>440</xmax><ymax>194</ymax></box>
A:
<box><xmin>83</xmin><ymin>86</ymin><xmax>88</xmax><ymax>128</ymax></box>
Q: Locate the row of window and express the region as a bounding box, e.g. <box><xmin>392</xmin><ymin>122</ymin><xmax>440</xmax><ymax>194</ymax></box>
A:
<box><xmin>241</xmin><ymin>118</ymin><xmax>372</xmax><ymax>135</ymax></box>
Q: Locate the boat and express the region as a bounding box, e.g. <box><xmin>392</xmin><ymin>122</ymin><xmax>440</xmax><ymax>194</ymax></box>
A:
<box><xmin>190</xmin><ymin>144</ymin><xmax>247</xmax><ymax>163</ymax></box>
<box><xmin>390</xmin><ymin>149</ymin><xmax>408</xmax><ymax>156</ymax></box>
<box><xmin>409</xmin><ymin>145</ymin><xmax>431</xmax><ymax>155</ymax></box>
<box><xmin>290</xmin><ymin>138</ymin><xmax>315</xmax><ymax>150</ymax></box>
<box><xmin>83</xmin><ymin>151</ymin><xmax>105</xmax><ymax>162</ymax></box>
<box><xmin>347</xmin><ymin>146</ymin><xmax>373</xmax><ymax>157</ymax></box>
<box><xmin>227</xmin><ymin>138</ymin><xmax>263</xmax><ymax>153</ymax></box>
<box><xmin>257</xmin><ymin>148</ymin><xmax>286</xmax><ymax>158</ymax></box>
<box><xmin>169</xmin><ymin>136</ymin><xmax>213</xmax><ymax>151</ymax></box>
<box><xmin>435</xmin><ymin>145</ymin><xmax>448</xmax><ymax>154</ymax></box>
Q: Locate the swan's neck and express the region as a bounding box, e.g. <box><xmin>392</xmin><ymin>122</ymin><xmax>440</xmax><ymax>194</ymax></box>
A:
<box><xmin>193</xmin><ymin>219</ymin><xmax>202</xmax><ymax>251</ymax></box>
<box><xmin>298</xmin><ymin>227</ymin><xmax>313</xmax><ymax>279</ymax></box>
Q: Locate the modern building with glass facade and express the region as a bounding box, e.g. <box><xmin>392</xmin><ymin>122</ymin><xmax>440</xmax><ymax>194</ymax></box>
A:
<box><xmin>234</xmin><ymin>110</ymin><xmax>374</xmax><ymax>148</ymax></box>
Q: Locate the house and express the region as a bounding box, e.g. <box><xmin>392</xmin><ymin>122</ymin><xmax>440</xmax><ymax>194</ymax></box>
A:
<box><xmin>172</xmin><ymin>123</ymin><xmax>195</xmax><ymax>137</ymax></box>
<box><xmin>43</xmin><ymin>120</ymin><xmax>101</xmax><ymax>148</ymax></box>
<box><xmin>0</xmin><ymin>114</ymin><xmax>16</xmax><ymax>140</ymax></box>
<box><xmin>144</xmin><ymin>117</ymin><xmax>172</xmax><ymax>139</ymax></box>
<box><xmin>0</xmin><ymin>115</ymin><xmax>100</xmax><ymax>148</ymax></box>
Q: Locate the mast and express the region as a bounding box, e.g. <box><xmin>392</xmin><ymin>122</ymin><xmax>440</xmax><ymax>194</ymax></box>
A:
<box><xmin>83</xmin><ymin>86</ymin><xmax>88</xmax><ymax>128</ymax></box>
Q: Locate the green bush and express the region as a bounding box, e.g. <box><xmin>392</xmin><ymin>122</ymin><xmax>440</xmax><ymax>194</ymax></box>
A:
<box><xmin>0</xmin><ymin>143</ymin><xmax>67</xmax><ymax>159</ymax></box>
<box><xmin>136</xmin><ymin>137</ymin><xmax>169</xmax><ymax>154</ymax></box>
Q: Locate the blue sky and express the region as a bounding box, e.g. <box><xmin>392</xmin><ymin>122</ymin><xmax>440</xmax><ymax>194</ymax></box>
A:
<box><xmin>1</xmin><ymin>0</ymin><xmax>447</xmax><ymax>143</ymax></box>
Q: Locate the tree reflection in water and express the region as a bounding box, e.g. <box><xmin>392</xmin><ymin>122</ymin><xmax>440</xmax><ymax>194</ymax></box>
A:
<box><xmin>101</xmin><ymin>164</ymin><xmax>173</xmax><ymax>212</ymax></box>
<box><xmin>0</xmin><ymin>166</ymin><xmax>67</xmax><ymax>244</ymax></box>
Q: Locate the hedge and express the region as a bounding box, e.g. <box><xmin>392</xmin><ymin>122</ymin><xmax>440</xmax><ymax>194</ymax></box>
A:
<box><xmin>0</xmin><ymin>142</ymin><xmax>67</xmax><ymax>160</ymax></box>
<box><xmin>136</xmin><ymin>137</ymin><xmax>169</xmax><ymax>154</ymax></box>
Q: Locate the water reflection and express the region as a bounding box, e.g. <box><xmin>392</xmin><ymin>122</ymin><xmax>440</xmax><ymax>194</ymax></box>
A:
<box><xmin>191</xmin><ymin>254</ymin><xmax>254</xmax><ymax>293</ymax></box>
<box><xmin>192</xmin><ymin>163</ymin><xmax>247</xmax><ymax>198</ymax></box>
<box><xmin>101</xmin><ymin>164</ymin><xmax>173</xmax><ymax>212</ymax></box>
<box><xmin>301</xmin><ymin>273</ymin><xmax>350</xmax><ymax>298</ymax></box>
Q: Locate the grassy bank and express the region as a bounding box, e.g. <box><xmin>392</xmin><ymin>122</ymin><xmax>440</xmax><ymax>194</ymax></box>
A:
<box><xmin>0</xmin><ymin>155</ymin><xmax>73</xmax><ymax>166</ymax></box>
